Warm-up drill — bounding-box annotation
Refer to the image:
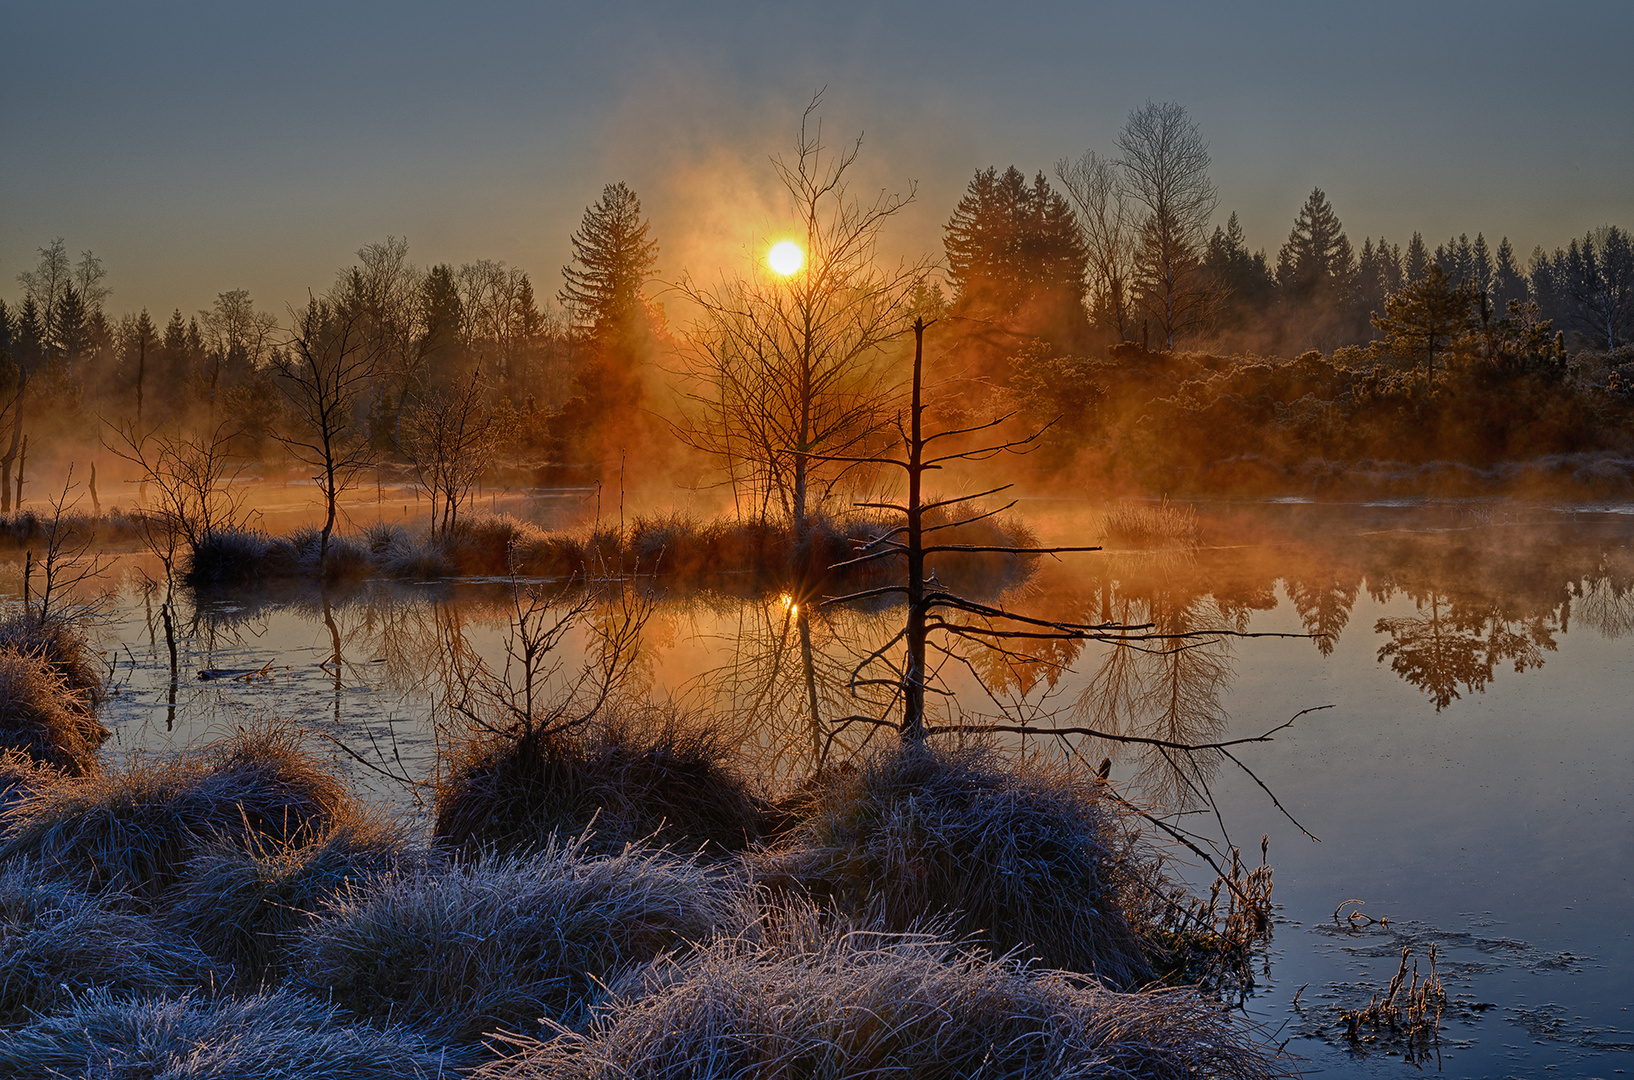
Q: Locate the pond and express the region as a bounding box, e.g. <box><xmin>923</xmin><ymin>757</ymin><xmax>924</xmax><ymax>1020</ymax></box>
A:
<box><xmin>26</xmin><ymin>497</ymin><xmax>1634</xmax><ymax>1078</ymax></box>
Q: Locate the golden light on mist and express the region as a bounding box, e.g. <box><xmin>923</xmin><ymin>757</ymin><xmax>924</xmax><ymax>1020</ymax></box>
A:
<box><xmin>768</xmin><ymin>240</ymin><xmax>803</xmax><ymax>276</ymax></box>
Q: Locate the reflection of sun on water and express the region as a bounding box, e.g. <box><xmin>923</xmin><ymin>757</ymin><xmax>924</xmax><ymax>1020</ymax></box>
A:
<box><xmin>768</xmin><ymin>240</ymin><xmax>803</xmax><ymax>276</ymax></box>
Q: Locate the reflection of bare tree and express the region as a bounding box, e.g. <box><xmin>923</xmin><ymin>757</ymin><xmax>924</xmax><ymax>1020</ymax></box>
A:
<box><xmin>1574</xmin><ymin>575</ymin><xmax>1634</xmax><ymax>639</ymax></box>
<box><xmin>680</xmin><ymin>590</ymin><xmax>896</xmax><ymax>790</ymax></box>
<box><xmin>1072</xmin><ymin>578</ymin><xmax>1234</xmax><ymax>810</ymax></box>
<box><xmin>1375</xmin><ymin>593</ymin><xmax>1557</xmax><ymax>711</ymax></box>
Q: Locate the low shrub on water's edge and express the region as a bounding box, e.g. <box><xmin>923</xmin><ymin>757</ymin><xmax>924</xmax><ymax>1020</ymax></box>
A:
<box><xmin>294</xmin><ymin>839</ymin><xmax>739</xmax><ymax>1043</ymax></box>
<box><xmin>0</xmin><ymin>724</ymin><xmax>355</xmax><ymax>901</ymax></box>
<box><xmin>0</xmin><ymin>987</ymin><xmax>463</xmax><ymax>1079</ymax></box>
<box><xmin>471</xmin><ymin>900</ymin><xmax>1279</xmax><ymax>1080</ymax></box>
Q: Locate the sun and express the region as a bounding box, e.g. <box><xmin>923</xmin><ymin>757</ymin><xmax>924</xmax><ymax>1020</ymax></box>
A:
<box><xmin>767</xmin><ymin>240</ymin><xmax>803</xmax><ymax>276</ymax></box>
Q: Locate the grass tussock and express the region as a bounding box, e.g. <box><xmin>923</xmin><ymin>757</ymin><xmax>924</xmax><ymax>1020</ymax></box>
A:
<box><xmin>1101</xmin><ymin>498</ymin><xmax>1203</xmax><ymax>548</ymax></box>
<box><xmin>186</xmin><ymin>526</ymin><xmax>275</xmax><ymax>588</ymax></box>
<box><xmin>293</xmin><ymin>838</ymin><xmax>738</xmax><ymax>1042</ymax></box>
<box><xmin>0</xmin><ymin>648</ymin><xmax>109</xmax><ymax>775</ymax></box>
<box><xmin>0</xmin><ymin>860</ymin><xmax>221</xmax><ymax>1028</ymax></box>
<box><xmin>435</xmin><ymin>710</ymin><xmax>766</xmax><ymax>860</ymax></box>
<box><xmin>0</xmin><ymin>725</ymin><xmax>355</xmax><ymax>900</ymax></box>
<box><xmin>0</xmin><ymin>747</ymin><xmax>62</xmax><ymax>812</ymax></box>
<box><xmin>0</xmin><ymin>987</ymin><xmax>463</xmax><ymax>1079</ymax></box>
<box><xmin>169</xmin><ymin>814</ymin><xmax>430</xmax><ymax>986</ymax></box>
<box><xmin>759</xmin><ymin>743</ymin><xmax>1151</xmax><ymax>987</ymax></box>
<box><xmin>472</xmin><ymin>900</ymin><xmax>1279</xmax><ymax>1080</ymax></box>
<box><xmin>0</xmin><ymin>609</ymin><xmax>108</xmax><ymax>710</ymax></box>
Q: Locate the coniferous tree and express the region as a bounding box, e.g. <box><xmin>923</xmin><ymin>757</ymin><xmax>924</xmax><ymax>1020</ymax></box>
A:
<box><xmin>1471</xmin><ymin>233</ymin><xmax>1493</xmax><ymax>295</ymax></box>
<box><xmin>1491</xmin><ymin>238</ymin><xmax>1526</xmax><ymax>310</ymax></box>
<box><xmin>1276</xmin><ymin>188</ymin><xmax>1357</xmax><ymax>349</ymax></box>
<box><xmin>51</xmin><ymin>284</ymin><xmax>88</xmax><ymax>373</ymax></box>
<box><xmin>1372</xmin><ymin>262</ymin><xmax>1476</xmax><ymax>383</ymax></box>
<box><xmin>1203</xmin><ymin>212</ymin><xmax>1274</xmax><ymax>334</ymax></box>
<box><xmin>945</xmin><ymin>166</ymin><xmax>1088</xmax><ymax>333</ymax></box>
<box><xmin>559</xmin><ymin>182</ymin><xmax>659</xmax><ymax>342</ymax></box>
<box><xmin>1404</xmin><ymin>233</ymin><xmax>1430</xmax><ymax>284</ymax></box>
<box><xmin>558</xmin><ymin>182</ymin><xmax>663</xmax><ymax>471</ymax></box>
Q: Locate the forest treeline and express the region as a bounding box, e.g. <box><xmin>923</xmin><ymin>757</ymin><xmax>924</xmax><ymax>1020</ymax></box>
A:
<box><xmin>4</xmin><ymin>101</ymin><xmax>1633</xmax><ymax>512</ymax></box>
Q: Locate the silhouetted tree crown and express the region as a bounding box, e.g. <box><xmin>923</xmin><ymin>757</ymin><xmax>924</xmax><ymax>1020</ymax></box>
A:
<box><xmin>558</xmin><ymin>181</ymin><xmax>659</xmax><ymax>343</ymax></box>
<box><xmin>944</xmin><ymin>166</ymin><xmax>1088</xmax><ymax>331</ymax></box>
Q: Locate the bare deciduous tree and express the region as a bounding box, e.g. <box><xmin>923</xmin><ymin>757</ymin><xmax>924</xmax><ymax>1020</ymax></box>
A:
<box><xmin>1056</xmin><ymin>150</ymin><xmax>1138</xmax><ymax>341</ymax></box>
<box><xmin>678</xmin><ymin>96</ymin><xmax>932</xmax><ymax>530</ymax></box>
<box><xmin>402</xmin><ymin>369</ymin><xmax>504</xmax><ymax>535</ymax></box>
<box><xmin>1117</xmin><ymin>101</ymin><xmax>1218</xmax><ymax>349</ymax></box>
<box><xmin>277</xmin><ymin>297</ymin><xmax>378</xmax><ymax>561</ymax></box>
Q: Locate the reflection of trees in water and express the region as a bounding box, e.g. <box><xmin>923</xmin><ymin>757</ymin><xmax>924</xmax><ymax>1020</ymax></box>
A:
<box><xmin>1284</xmin><ymin>570</ymin><xmax>1361</xmax><ymax>656</ymax></box>
<box><xmin>676</xmin><ymin>590</ymin><xmax>898</xmax><ymax>790</ymax></box>
<box><xmin>1067</xmin><ymin>559</ymin><xmax>1235</xmax><ymax>810</ymax></box>
<box><xmin>1573</xmin><ymin>574</ymin><xmax>1634</xmax><ymax>638</ymax></box>
<box><xmin>1374</xmin><ymin>593</ymin><xmax>1558</xmax><ymax>711</ymax></box>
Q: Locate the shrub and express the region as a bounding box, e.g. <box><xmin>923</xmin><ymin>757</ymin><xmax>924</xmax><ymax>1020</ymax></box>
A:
<box><xmin>471</xmin><ymin>902</ymin><xmax>1278</xmax><ymax>1080</ymax></box>
<box><xmin>446</xmin><ymin>516</ymin><xmax>530</xmax><ymax>576</ymax></box>
<box><xmin>186</xmin><ymin>526</ymin><xmax>274</xmax><ymax>588</ymax></box>
<box><xmin>293</xmin><ymin>839</ymin><xmax>737</xmax><ymax>1042</ymax></box>
<box><xmin>169</xmin><ymin>815</ymin><xmax>430</xmax><ymax>986</ymax></box>
<box><xmin>435</xmin><ymin>711</ymin><xmax>766</xmax><ymax>859</ymax></box>
<box><xmin>0</xmin><ymin>861</ymin><xmax>220</xmax><ymax>1027</ymax></box>
<box><xmin>0</xmin><ymin>725</ymin><xmax>355</xmax><ymax>900</ymax></box>
<box><xmin>0</xmin><ymin>987</ymin><xmax>463</xmax><ymax>1079</ymax></box>
<box><xmin>759</xmin><ymin>743</ymin><xmax>1151</xmax><ymax>987</ymax></box>
<box><xmin>0</xmin><ymin>648</ymin><xmax>109</xmax><ymax>775</ymax></box>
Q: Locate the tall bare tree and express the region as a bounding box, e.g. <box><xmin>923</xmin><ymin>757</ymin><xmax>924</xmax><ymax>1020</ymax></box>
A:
<box><xmin>1117</xmin><ymin>102</ymin><xmax>1218</xmax><ymax>349</ymax></box>
<box><xmin>679</xmin><ymin>96</ymin><xmax>931</xmax><ymax>529</ymax></box>
<box><xmin>1056</xmin><ymin>150</ymin><xmax>1137</xmax><ymax>341</ymax></box>
<box><xmin>276</xmin><ymin>297</ymin><xmax>378</xmax><ymax>561</ymax></box>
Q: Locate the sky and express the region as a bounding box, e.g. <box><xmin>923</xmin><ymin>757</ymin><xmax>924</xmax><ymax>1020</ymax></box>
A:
<box><xmin>3</xmin><ymin>0</ymin><xmax>1631</xmax><ymax>322</ymax></box>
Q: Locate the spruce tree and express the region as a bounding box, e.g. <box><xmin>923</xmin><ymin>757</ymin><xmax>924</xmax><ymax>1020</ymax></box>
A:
<box><xmin>1492</xmin><ymin>238</ymin><xmax>1527</xmax><ymax>309</ymax></box>
<box><xmin>1275</xmin><ymin>188</ymin><xmax>1355</xmax><ymax>306</ymax></box>
<box><xmin>558</xmin><ymin>182</ymin><xmax>659</xmax><ymax>343</ymax></box>
<box><xmin>1404</xmin><ymin>233</ymin><xmax>1430</xmax><ymax>283</ymax></box>
<box><xmin>1472</xmin><ymin>233</ymin><xmax>1493</xmax><ymax>295</ymax></box>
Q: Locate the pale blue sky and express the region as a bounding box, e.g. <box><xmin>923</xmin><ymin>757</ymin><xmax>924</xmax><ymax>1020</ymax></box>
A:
<box><xmin>4</xmin><ymin>0</ymin><xmax>1630</xmax><ymax>319</ymax></box>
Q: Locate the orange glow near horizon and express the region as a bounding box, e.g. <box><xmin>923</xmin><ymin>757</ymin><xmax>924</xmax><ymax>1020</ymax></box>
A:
<box><xmin>768</xmin><ymin>239</ymin><xmax>803</xmax><ymax>276</ymax></box>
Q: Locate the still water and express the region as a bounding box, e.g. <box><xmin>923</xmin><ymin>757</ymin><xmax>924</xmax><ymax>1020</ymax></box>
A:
<box><xmin>37</xmin><ymin>499</ymin><xmax>1634</xmax><ymax>1078</ymax></box>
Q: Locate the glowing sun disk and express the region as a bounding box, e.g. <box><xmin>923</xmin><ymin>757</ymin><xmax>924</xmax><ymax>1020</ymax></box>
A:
<box><xmin>768</xmin><ymin>240</ymin><xmax>803</xmax><ymax>276</ymax></box>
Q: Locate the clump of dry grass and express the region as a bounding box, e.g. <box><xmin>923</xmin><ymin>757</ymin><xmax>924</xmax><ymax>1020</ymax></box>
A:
<box><xmin>0</xmin><ymin>987</ymin><xmax>463</xmax><ymax>1079</ymax></box>
<box><xmin>0</xmin><ymin>746</ymin><xmax>62</xmax><ymax>811</ymax></box>
<box><xmin>759</xmin><ymin>743</ymin><xmax>1151</xmax><ymax>987</ymax></box>
<box><xmin>1101</xmin><ymin>498</ymin><xmax>1202</xmax><ymax>548</ymax></box>
<box><xmin>293</xmin><ymin>838</ymin><xmax>738</xmax><ymax>1043</ymax></box>
<box><xmin>472</xmin><ymin>899</ymin><xmax>1279</xmax><ymax>1080</ymax></box>
<box><xmin>0</xmin><ymin>725</ymin><xmax>355</xmax><ymax>901</ymax></box>
<box><xmin>445</xmin><ymin>516</ymin><xmax>536</xmax><ymax>576</ymax></box>
<box><xmin>0</xmin><ymin>860</ymin><xmax>221</xmax><ymax>1028</ymax></box>
<box><xmin>435</xmin><ymin>710</ymin><xmax>766</xmax><ymax>860</ymax></box>
<box><xmin>0</xmin><ymin>609</ymin><xmax>108</xmax><ymax>712</ymax></box>
<box><xmin>0</xmin><ymin>648</ymin><xmax>109</xmax><ymax>775</ymax></box>
<box><xmin>169</xmin><ymin>814</ymin><xmax>431</xmax><ymax>987</ymax></box>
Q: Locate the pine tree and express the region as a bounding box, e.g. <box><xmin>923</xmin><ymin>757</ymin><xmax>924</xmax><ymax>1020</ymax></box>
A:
<box><xmin>1492</xmin><ymin>238</ymin><xmax>1527</xmax><ymax>309</ymax></box>
<box><xmin>1471</xmin><ymin>233</ymin><xmax>1493</xmax><ymax>295</ymax></box>
<box><xmin>1275</xmin><ymin>188</ymin><xmax>1355</xmax><ymax>306</ymax></box>
<box><xmin>1372</xmin><ymin>262</ymin><xmax>1476</xmax><ymax>383</ymax></box>
<box><xmin>1404</xmin><ymin>233</ymin><xmax>1430</xmax><ymax>283</ymax></box>
<box><xmin>558</xmin><ymin>182</ymin><xmax>659</xmax><ymax>343</ymax></box>
<box><xmin>1204</xmin><ymin>211</ymin><xmax>1275</xmax><ymax>331</ymax></box>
